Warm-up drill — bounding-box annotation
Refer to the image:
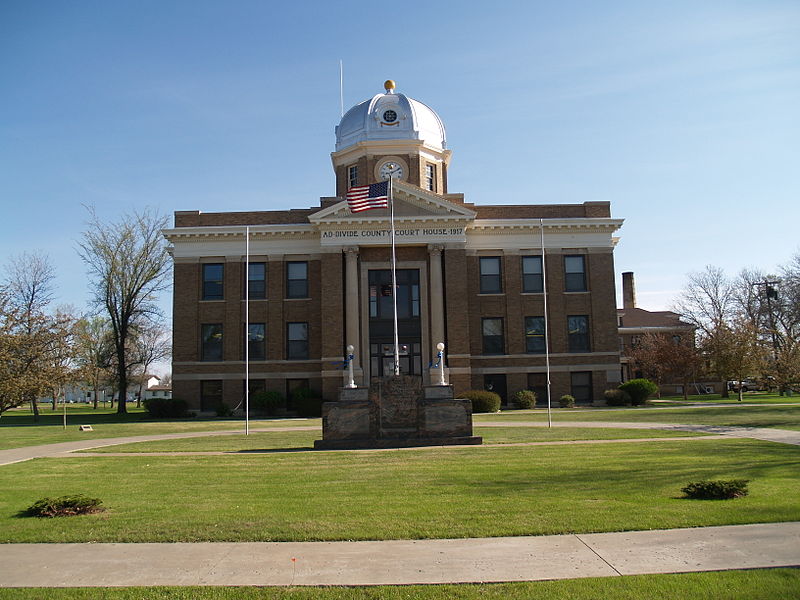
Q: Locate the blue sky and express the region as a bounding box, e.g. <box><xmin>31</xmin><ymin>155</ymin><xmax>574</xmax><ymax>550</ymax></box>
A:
<box><xmin>2</xmin><ymin>0</ymin><xmax>798</xmax><ymax>320</ymax></box>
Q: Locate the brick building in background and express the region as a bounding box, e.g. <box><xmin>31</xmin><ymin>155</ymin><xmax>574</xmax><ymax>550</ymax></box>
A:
<box><xmin>163</xmin><ymin>81</ymin><xmax>624</xmax><ymax>412</ymax></box>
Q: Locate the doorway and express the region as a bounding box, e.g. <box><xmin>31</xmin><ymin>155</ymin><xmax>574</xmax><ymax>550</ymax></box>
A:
<box><xmin>368</xmin><ymin>269</ymin><xmax>421</xmax><ymax>377</ymax></box>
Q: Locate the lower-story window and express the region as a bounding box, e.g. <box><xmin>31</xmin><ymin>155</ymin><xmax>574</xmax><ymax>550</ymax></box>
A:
<box><xmin>527</xmin><ymin>372</ymin><xmax>547</xmax><ymax>403</ymax></box>
<box><xmin>287</xmin><ymin>378</ymin><xmax>310</xmax><ymax>410</ymax></box>
<box><xmin>200</xmin><ymin>380</ymin><xmax>223</xmax><ymax>412</ymax></box>
<box><xmin>570</xmin><ymin>372</ymin><xmax>592</xmax><ymax>403</ymax></box>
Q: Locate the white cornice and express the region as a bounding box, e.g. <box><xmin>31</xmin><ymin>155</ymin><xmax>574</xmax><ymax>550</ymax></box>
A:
<box><xmin>163</xmin><ymin>224</ymin><xmax>317</xmax><ymax>242</ymax></box>
<box><xmin>470</xmin><ymin>218</ymin><xmax>624</xmax><ymax>232</ymax></box>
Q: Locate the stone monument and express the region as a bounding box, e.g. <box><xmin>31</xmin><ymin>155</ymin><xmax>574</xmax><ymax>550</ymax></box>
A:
<box><xmin>314</xmin><ymin>346</ymin><xmax>481</xmax><ymax>449</ymax></box>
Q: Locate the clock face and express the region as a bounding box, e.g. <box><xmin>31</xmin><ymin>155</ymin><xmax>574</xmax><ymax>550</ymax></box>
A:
<box><xmin>379</xmin><ymin>161</ymin><xmax>404</xmax><ymax>180</ymax></box>
<box><xmin>382</xmin><ymin>109</ymin><xmax>397</xmax><ymax>123</ymax></box>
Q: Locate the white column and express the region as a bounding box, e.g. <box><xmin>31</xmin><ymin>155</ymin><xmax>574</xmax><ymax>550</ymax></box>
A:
<box><xmin>344</xmin><ymin>247</ymin><xmax>360</xmax><ymax>373</ymax></box>
<box><xmin>429</xmin><ymin>244</ymin><xmax>445</xmax><ymax>356</ymax></box>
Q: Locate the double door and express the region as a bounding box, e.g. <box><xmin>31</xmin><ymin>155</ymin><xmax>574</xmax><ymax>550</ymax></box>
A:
<box><xmin>368</xmin><ymin>269</ymin><xmax>422</xmax><ymax>377</ymax></box>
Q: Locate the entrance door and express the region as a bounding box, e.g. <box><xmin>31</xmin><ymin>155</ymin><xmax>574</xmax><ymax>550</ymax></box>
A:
<box><xmin>368</xmin><ymin>269</ymin><xmax>422</xmax><ymax>377</ymax></box>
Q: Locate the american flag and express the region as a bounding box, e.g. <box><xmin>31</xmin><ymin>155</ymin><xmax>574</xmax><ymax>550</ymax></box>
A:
<box><xmin>346</xmin><ymin>181</ymin><xmax>389</xmax><ymax>212</ymax></box>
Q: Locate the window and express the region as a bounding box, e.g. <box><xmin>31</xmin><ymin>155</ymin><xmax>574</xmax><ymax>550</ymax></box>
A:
<box><xmin>522</xmin><ymin>256</ymin><xmax>543</xmax><ymax>293</ymax></box>
<box><xmin>287</xmin><ymin>322</ymin><xmax>309</xmax><ymax>360</ymax></box>
<box><xmin>525</xmin><ymin>316</ymin><xmax>546</xmax><ymax>353</ymax></box>
<box><xmin>286</xmin><ymin>378</ymin><xmax>309</xmax><ymax>410</ymax></box>
<box><xmin>482</xmin><ymin>318</ymin><xmax>504</xmax><ymax>354</ymax></box>
<box><xmin>425</xmin><ymin>164</ymin><xmax>436</xmax><ymax>191</ymax></box>
<box><xmin>527</xmin><ymin>372</ymin><xmax>547</xmax><ymax>403</ymax></box>
<box><xmin>201</xmin><ymin>324</ymin><xmax>223</xmax><ymax>361</ymax></box>
<box><xmin>348</xmin><ymin>165</ymin><xmax>358</xmax><ymax>188</ymax></box>
<box><xmin>200</xmin><ymin>380</ymin><xmax>223</xmax><ymax>412</ymax></box>
<box><xmin>564</xmin><ymin>255</ymin><xmax>586</xmax><ymax>292</ymax></box>
<box><xmin>202</xmin><ymin>263</ymin><xmax>224</xmax><ymax>300</ymax></box>
<box><xmin>567</xmin><ymin>315</ymin><xmax>590</xmax><ymax>352</ymax></box>
<box><xmin>479</xmin><ymin>257</ymin><xmax>502</xmax><ymax>294</ymax></box>
<box><xmin>245</xmin><ymin>379</ymin><xmax>266</xmax><ymax>400</ymax></box>
<box><xmin>286</xmin><ymin>261</ymin><xmax>308</xmax><ymax>299</ymax></box>
<box><xmin>246</xmin><ymin>323</ymin><xmax>266</xmax><ymax>360</ymax></box>
<box><xmin>570</xmin><ymin>372</ymin><xmax>592</xmax><ymax>403</ymax></box>
<box><xmin>247</xmin><ymin>262</ymin><xmax>266</xmax><ymax>299</ymax></box>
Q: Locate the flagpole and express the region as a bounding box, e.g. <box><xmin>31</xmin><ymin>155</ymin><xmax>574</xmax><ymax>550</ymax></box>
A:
<box><xmin>389</xmin><ymin>174</ymin><xmax>400</xmax><ymax>376</ymax></box>
<box><xmin>245</xmin><ymin>225</ymin><xmax>250</xmax><ymax>436</ymax></box>
<box><xmin>540</xmin><ymin>219</ymin><xmax>552</xmax><ymax>428</ymax></box>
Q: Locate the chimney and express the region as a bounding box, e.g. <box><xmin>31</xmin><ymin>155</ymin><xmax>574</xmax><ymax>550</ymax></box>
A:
<box><xmin>622</xmin><ymin>272</ymin><xmax>636</xmax><ymax>309</ymax></box>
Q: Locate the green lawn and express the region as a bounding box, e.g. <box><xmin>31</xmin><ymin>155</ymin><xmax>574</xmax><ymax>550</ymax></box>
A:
<box><xmin>1</xmin><ymin>569</ymin><xmax>798</xmax><ymax>599</ymax></box>
<box><xmin>0</xmin><ymin>407</ymin><xmax>320</xmax><ymax>451</ymax></box>
<box><xmin>82</xmin><ymin>426</ymin><xmax>706</xmax><ymax>453</ymax></box>
<box><xmin>653</xmin><ymin>391</ymin><xmax>800</xmax><ymax>405</ymax></box>
<box><xmin>476</xmin><ymin>403</ymin><xmax>800</xmax><ymax>429</ymax></box>
<box><xmin>2</xmin><ymin>438</ymin><xmax>797</xmax><ymax>543</ymax></box>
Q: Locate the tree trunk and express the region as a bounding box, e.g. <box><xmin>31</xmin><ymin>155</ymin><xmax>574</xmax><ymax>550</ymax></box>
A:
<box><xmin>29</xmin><ymin>394</ymin><xmax>39</xmax><ymax>422</ymax></box>
<box><xmin>116</xmin><ymin>358</ymin><xmax>127</xmax><ymax>414</ymax></box>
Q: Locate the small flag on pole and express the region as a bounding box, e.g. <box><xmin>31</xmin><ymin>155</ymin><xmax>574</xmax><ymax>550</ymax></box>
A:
<box><xmin>346</xmin><ymin>181</ymin><xmax>389</xmax><ymax>212</ymax></box>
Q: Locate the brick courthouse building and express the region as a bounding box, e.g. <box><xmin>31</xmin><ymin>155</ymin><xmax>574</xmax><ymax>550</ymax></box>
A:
<box><xmin>164</xmin><ymin>82</ymin><xmax>624</xmax><ymax>412</ymax></box>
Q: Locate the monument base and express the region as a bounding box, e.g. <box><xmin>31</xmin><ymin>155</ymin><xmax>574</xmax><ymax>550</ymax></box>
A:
<box><xmin>314</xmin><ymin>375</ymin><xmax>482</xmax><ymax>450</ymax></box>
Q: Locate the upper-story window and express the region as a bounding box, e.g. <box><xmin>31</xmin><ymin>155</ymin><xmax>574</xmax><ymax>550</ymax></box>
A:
<box><xmin>525</xmin><ymin>316</ymin><xmax>546</xmax><ymax>353</ymax></box>
<box><xmin>286</xmin><ymin>261</ymin><xmax>308</xmax><ymax>299</ymax></box>
<box><xmin>348</xmin><ymin>165</ymin><xmax>358</xmax><ymax>189</ymax></box>
<box><xmin>247</xmin><ymin>323</ymin><xmax>266</xmax><ymax>360</ymax></box>
<box><xmin>482</xmin><ymin>317</ymin><xmax>505</xmax><ymax>355</ymax></box>
<box><xmin>287</xmin><ymin>322</ymin><xmax>309</xmax><ymax>360</ymax></box>
<box><xmin>201</xmin><ymin>324</ymin><xmax>223</xmax><ymax>361</ymax></box>
<box><xmin>202</xmin><ymin>264</ymin><xmax>224</xmax><ymax>300</ymax></box>
<box><xmin>479</xmin><ymin>257</ymin><xmax>502</xmax><ymax>294</ymax></box>
<box><xmin>564</xmin><ymin>255</ymin><xmax>587</xmax><ymax>292</ymax></box>
<box><xmin>425</xmin><ymin>164</ymin><xmax>436</xmax><ymax>192</ymax></box>
<box><xmin>522</xmin><ymin>256</ymin><xmax>544</xmax><ymax>293</ymax></box>
<box><xmin>568</xmin><ymin>315</ymin><xmax>590</xmax><ymax>352</ymax></box>
<box><xmin>247</xmin><ymin>262</ymin><xmax>266</xmax><ymax>300</ymax></box>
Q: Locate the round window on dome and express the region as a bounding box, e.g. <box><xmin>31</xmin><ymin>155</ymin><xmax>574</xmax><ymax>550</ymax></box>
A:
<box><xmin>382</xmin><ymin>110</ymin><xmax>397</xmax><ymax>123</ymax></box>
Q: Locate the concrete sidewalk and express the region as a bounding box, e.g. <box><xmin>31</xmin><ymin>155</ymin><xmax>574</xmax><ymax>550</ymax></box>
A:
<box><xmin>1</xmin><ymin>522</ymin><xmax>798</xmax><ymax>587</ymax></box>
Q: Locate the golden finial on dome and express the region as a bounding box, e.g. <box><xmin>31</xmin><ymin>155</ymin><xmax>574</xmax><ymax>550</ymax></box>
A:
<box><xmin>384</xmin><ymin>79</ymin><xmax>396</xmax><ymax>92</ymax></box>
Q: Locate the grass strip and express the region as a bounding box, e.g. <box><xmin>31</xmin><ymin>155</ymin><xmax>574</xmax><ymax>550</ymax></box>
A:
<box><xmin>81</xmin><ymin>427</ymin><xmax>706</xmax><ymax>453</ymax></box>
<box><xmin>475</xmin><ymin>404</ymin><xmax>800</xmax><ymax>429</ymax></box>
<box><xmin>0</xmin><ymin>569</ymin><xmax>798</xmax><ymax>599</ymax></box>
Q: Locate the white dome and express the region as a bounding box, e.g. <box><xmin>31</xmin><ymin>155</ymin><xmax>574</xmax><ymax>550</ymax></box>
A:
<box><xmin>335</xmin><ymin>87</ymin><xmax>446</xmax><ymax>152</ymax></box>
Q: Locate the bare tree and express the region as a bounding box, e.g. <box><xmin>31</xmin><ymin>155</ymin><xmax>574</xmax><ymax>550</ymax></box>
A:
<box><xmin>2</xmin><ymin>252</ymin><xmax>57</xmax><ymax>419</ymax></box>
<box><xmin>674</xmin><ymin>266</ymin><xmax>737</xmax><ymax>397</ymax></box>
<box><xmin>74</xmin><ymin>316</ymin><xmax>114</xmax><ymax>409</ymax></box>
<box><xmin>77</xmin><ymin>208</ymin><xmax>171</xmax><ymax>414</ymax></box>
<box><xmin>131</xmin><ymin>321</ymin><xmax>171</xmax><ymax>407</ymax></box>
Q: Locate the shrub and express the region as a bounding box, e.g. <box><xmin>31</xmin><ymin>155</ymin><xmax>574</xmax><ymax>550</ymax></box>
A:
<box><xmin>462</xmin><ymin>390</ymin><xmax>501</xmax><ymax>413</ymax></box>
<box><xmin>619</xmin><ymin>378</ymin><xmax>658</xmax><ymax>406</ymax></box>
<box><xmin>25</xmin><ymin>494</ymin><xmax>105</xmax><ymax>518</ymax></box>
<box><xmin>251</xmin><ymin>390</ymin><xmax>285</xmax><ymax>415</ymax></box>
<box><xmin>513</xmin><ymin>389</ymin><xmax>537</xmax><ymax>409</ymax></box>
<box><xmin>681</xmin><ymin>480</ymin><xmax>749</xmax><ymax>500</ymax></box>
<box><xmin>604</xmin><ymin>389</ymin><xmax>631</xmax><ymax>406</ymax></box>
<box><xmin>292</xmin><ymin>388</ymin><xmax>323</xmax><ymax>418</ymax></box>
<box><xmin>559</xmin><ymin>394</ymin><xmax>575</xmax><ymax>408</ymax></box>
<box><xmin>215</xmin><ymin>402</ymin><xmax>233</xmax><ymax>417</ymax></box>
<box><xmin>143</xmin><ymin>397</ymin><xmax>189</xmax><ymax>419</ymax></box>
